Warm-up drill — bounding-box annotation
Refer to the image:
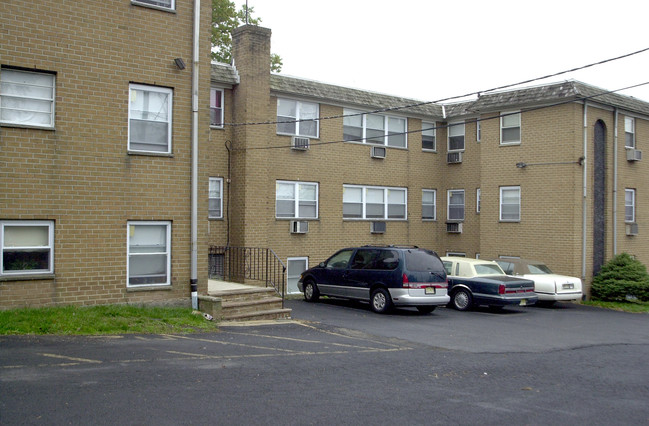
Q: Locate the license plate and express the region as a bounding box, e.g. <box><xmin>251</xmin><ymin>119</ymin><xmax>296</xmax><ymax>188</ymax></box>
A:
<box><xmin>519</xmin><ymin>299</ymin><xmax>527</xmax><ymax>306</ymax></box>
<box><xmin>562</xmin><ymin>283</ymin><xmax>574</xmax><ymax>289</ymax></box>
<box><xmin>425</xmin><ymin>287</ymin><xmax>436</xmax><ymax>295</ymax></box>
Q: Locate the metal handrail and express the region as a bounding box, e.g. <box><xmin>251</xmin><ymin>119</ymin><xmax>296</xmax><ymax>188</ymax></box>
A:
<box><xmin>209</xmin><ymin>246</ymin><xmax>286</xmax><ymax>307</ymax></box>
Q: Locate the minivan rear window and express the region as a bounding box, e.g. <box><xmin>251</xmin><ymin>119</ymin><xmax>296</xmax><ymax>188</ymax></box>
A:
<box><xmin>405</xmin><ymin>249</ymin><xmax>444</xmax><ymax>272</ymax></box>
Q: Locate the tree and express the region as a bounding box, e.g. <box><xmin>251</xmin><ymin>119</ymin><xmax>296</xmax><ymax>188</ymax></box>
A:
<box><xmin>591</xmin><ymin>253</ymin><xmax>649</xmax><ymax>302</ymax></box>
<box><xmin>211</xmin><ymin>0</ymin><xmax>283</xmax><ymax>73</ymax></box>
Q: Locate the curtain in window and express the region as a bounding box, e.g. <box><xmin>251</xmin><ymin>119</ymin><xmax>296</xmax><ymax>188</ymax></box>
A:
<box><xmin>448</xmin><ymin>191</ymin><xmax>465</xmax><ymax>220</ymax></box>
<box><xmin>298</xmin><ymin>184</ymin><xmax>317</xmax><ymax>218</ymax></box>
<box><xmin>276</xmin><ymin>183</ymin><xmax>295</xmax><ymax>217</ymax></box>
<box><xmin>387</xmin><ymin>117</ymin><xmax>406</xmax><ymax>148</ymax></box>
<box><xmin>343</xmin><ymin>110</ymin><xmax>363</xmax><ymax>141</ymax></box>
<box><xmin>0</xmin><ymin>69</ymin><xmax>54</xmax><ymax>127</ymax></box>
<box><xmin>366</xmin><ymin>114</ymin><xmax>384</xmax><ymax>144</ymax></box>
<box><xmin>387</xmin><ymin>189</ymin><xmax>406</xmax><ymax>218</ymax></box>
<box><xmin>129</xmin><ymin>88</ymin><xmax>170</xmax><ymax>152</ymax></box>
<box><xmin>448</xmin><ymin>122</ymin><xmax>465</xmax><ymax>151</ymax></box>
<box><xmin>343</xmin><ymin>187</ymin><xmax>363</xmax><ymax>218</ymax></box>
<box><xmin>501</xmin><ymin>188</ymin><xmax>520</xmax><ymax>221</ymax></box>
<box><xmin>298</xmin><ymin>102</ymin><xmax>318</xmax><ymax>137</ymax></box>
<box><xmin>128</xmin><ymin>224</ymin><xmax>168</xmax><ymax>285</ymax></box>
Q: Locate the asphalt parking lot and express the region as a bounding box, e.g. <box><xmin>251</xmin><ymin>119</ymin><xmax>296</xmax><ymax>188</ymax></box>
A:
<box><xmin>1</xmin><ymin>301</ymin><xmax>648</xmax><ymax>425</ymax></box>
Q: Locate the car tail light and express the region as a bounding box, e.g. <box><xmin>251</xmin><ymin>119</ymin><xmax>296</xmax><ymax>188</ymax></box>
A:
<box><xmin>499</xmin><ymin>284</ymin><xmax>506</xmax><ymax>295</ymax></box>
<box><xmin>402</xmin><ymin>273</ymin><xmax>410</xmax><ymax>288</ymax></box>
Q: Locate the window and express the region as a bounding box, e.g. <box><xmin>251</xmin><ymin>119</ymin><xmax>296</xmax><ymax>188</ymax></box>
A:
<box><xmin>210</xmin><ymin>88</ymin><xmax>223</xmax><ymax>128</ymax></box>
<box><xmin>276</xmin><ymin>181</ymin><xmax>318</xmax><ymax>219</ymax></box>
<box><xmin>625</xmin><ymin>189</ymin><xmax>636</xmax><ymax>223</ymax></box>
<box><xmin>342</xmin><ymin>108</ymin><xmax>407</xmax><ymax>148</ymax></box>
<box><xmin>343</xmin><ymin>185</ymin><xmax>407</xmax><ymax>220</ymax></box>
<box><xmin>422</xmin><ymin>122</ymin><xmax>436</xmax><ymax>151</ymax></box>
<box><xmin>1</xmin><ymin>221</ymin><xmax>54</xmax><ymax>276</ymax></box>
<box><xmin>209</xmin><ymin>177</ymin><xmax>223</xmax><ymax>219</ymax></box>
<box><xmin>625</xmin><ymin>116</ymin><xmax>635</xmax><ymax>148</ymax></box>
<box><xmin>287</xmin><ymin>257</ymin><xmax>308</xmax><ymax>294</ymax></box>
<box><xmin>0</xmin><ymin>68</ymin><xmax>55</xmax><ymax>128</ymax></box>
<box><xmin>132</xmin><ymin>0</ymin><xmax>174</xmax><ymax>10</ymax></box>
<box><xmin>500</xmin><ymin>186</ymin><xmax>521</xmax><ymax>221</ymax></box>
<box><xmin>127</xmin><ymin>222</ymin><xmax>171</xmax><ymax>287</ymax></box>
<box><xmin>501</xmin><ymin>112</ymin><xmax>521</xmax><ymax>144</ymax></box>
<box><xmin>476</xmin><ymin>188</ymin><xmax>481</xmax><ymax>213</ymax></box>
<box><xmin>448</xmin><ymin>121</ymin><xmax>465</xmax><ymax>151</ymax></box>
<box><xmin>276</xmin><ymin>98</ymin><xmax>318</xmax><ymax>138</ymax></box>
<box><xmin>422</xmin><ymin>189</ymin><xmax>436</xmax><ymax>220</ymax></box>
<box><xmin>447</xmin><ymin>190</ymin><xmax>465</xmax><ymax>221</ymax></box>
<box><xmin>128</xmin><ymin>84</ymin><xmax>172</xmax><ymax>154</ymax></box>
<box><xmin>476</xmin><ymin>120</ymin><xmax>481</xmax><ymax>142</ymax></box>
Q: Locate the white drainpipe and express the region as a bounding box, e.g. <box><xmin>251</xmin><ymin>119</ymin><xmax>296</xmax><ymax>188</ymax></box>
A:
<box><xmin>190</xmin><ymin>0</ymin><xmax>200</xmax><ymax>310</ymax></box>
<box><xmin>613</xmin><ymin>108</ymin><xmax>619</xmax><ymax>255</ymax></box>
<box><xmin>581</xmin><ymin>101</ymin><xmax>588</xmax><ymax>281</ymax></box>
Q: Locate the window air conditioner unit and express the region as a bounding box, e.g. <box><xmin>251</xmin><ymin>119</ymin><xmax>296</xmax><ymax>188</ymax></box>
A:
<box><xmin>627</xmin><ymin>148</ymin><xmax>642</xmax><ymax>161</ymax></box>
<box><xmin>370</xmin><ymin>221</ymin><xmax>386</xmax><ymax>234</ymax></box>
<box><xmin>290</xmin><ymin>220</ymin><xmax>309</xmax><ymax>234</ymax></box>
<box><xmin>371</xmin><ymin>146</ymin><xmax>386</xmax><ymax>159</ymax></box>
<box><xmin>447</xmin><ymin>151</ymin><xmax>463</xmax><ymax>164</ymax></box>
<box><xmin>446</xmin><ymin>222</ymin><xmax>463</xmax><ymax>233</ymax></box>
<box><xmin>626</xmin><ymin>223</ymin><xmax>639</xmax><ymax>236</ymax></box>
<box><xmin>291</xmin><ymin>136</ymin><xmax>310</xmax><ymax>150</ymax></box>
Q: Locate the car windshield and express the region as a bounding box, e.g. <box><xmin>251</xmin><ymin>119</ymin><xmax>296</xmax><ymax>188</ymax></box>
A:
<box><xmin>325</xmin><ymin>249</ymin><xmax>354</xmax><ymax>269</ymax></box>
<box><xmin>528</xmin><ymin>263</ymin><xmax>553</xmax><ymax>274</ymax></box>
<box><xmin>474</xmin><ymin>263</ymin><xmax>504</xmax><ymax>275</ymax></box>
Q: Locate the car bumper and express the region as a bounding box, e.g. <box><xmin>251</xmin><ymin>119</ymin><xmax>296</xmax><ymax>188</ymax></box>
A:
<box><xmin>536</xmin><ymin>291</ymin><xmax>582</xmax><ymax>302</ymax></box>
<box><xmin>475</xmin><ymin>293</ymin><xmax>538</xmax><ymax>307</ymax></box>
<box><xmin>389</xmin><ymin>288</ymin><xmax>450</xmax><ymax>306</ymax></box>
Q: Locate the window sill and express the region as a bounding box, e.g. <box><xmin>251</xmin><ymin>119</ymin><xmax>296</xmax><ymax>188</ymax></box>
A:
<box><xmin>422</xmin><ymin>149</ymin><xmax>437</xmax><ymax>153</ymax></box>
<box><xmin>210</xmin><ymin>125</ymin><xmax>224</xmax><ymax>130</ymax></box>
<box><xmin>345</xmin><ymin>140</ymin><xmax>408</xmax><ymax>150</ymax></box>
<box><xmin>0</xmin><ymin>122</ymin><xmax>55</xmax><ymax>131</ymax></box>
<box><xmin>499</xmin><ymin>142</ymin><xmax>521</xmax><ymax>146</ymax></box>
<box><xmin>0</xmin><ymin>274</ymin><xmax>55</xmax><ymax>282</ymax></box>
<box><xmin>343</xmin><ymin>218</ymin><xmax>407</xmax><ymax>221</ymax></box>
<box><xmin>126</xmin><ymin>285</ymin><xmax>173</xmax><ymax>292</ymax></box>
<box><xmin>208</xmin><ymin>217</ymin><xmax>224</xmax><ymax>221</ymax></box>
<box><xmin>127</xmin><ymin>150</ymin><xmax>173</xmax><ymax>158</ymax></box>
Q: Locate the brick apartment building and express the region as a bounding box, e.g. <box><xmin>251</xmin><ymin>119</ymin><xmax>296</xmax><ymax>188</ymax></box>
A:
<box><xmin>2</xmin><ymin>3</ymin><xmax>647</xmax><ymax>309</ymax></box>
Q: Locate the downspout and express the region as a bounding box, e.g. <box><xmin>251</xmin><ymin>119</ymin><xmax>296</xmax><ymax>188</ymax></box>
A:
<box><xmin>581</xmin><ymin>101</ymin><xmax>588</xmax><ymax>281</ymax></box>
<box><xmin>190</xmin><ymin>0</ymin><xmax>201</xmax><ymax>310</ymax></box>
<box><xmin>613</xmin><ymin>108</ymin><xmax>619</xmax><ymax>254</ymax></box>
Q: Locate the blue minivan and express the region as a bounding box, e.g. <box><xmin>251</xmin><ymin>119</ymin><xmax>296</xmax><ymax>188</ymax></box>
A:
<box><xmin>298</xmin><ymin>245</ymin><xmax>449</xmax><ymax>314</ymax></box>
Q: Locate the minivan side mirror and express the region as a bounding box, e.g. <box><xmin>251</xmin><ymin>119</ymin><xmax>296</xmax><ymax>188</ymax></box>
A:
<box><xmin>319</xmin><ymin>262</ymin><xmax>326</xmax><ymax>268</ymax></box>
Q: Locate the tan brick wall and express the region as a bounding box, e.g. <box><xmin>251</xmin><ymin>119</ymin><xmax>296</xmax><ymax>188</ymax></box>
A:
<box><xmin>1</xmin><ymin>0</ymin><xmax>213</xmax><ymax>308</ymax></box>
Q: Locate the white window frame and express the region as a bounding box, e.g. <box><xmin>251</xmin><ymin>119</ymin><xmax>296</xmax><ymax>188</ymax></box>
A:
<box><xmin>625</xmin><ymin>189</ymin><xmax>636</xmax><ymax>223</ymax></box>
<box><xmin>127</xmin><ymin>221</ymin><xmax>171</xmax><ymax>287</ymax></box>
<box><xmin>210</xmin><ymin>88</ymin><xmax>224</xmax><ymax>128</ymax></box>
<box><xmin>500</xmin><ymin>186</ymin><xmax>521</xmax><ymax>222</ymax></box>
<box><xmin>446</xmin><ymin>252</ymin><xmax>466</xmax><ymax>257</ymax></box>
<box><xmin>275</xmin><ymin>181</ymin><xmax>319</xmax><ymax>219</ymax></box>
<box><xmin>0</xmin><ymin>68</ymin><xmax>55</xmax><ymax>129</ymax></box>
<box><xmin>276</xmin><ymin>98</ymin><xmax>319</xmax><ymax>138</ymax></box>
<box><xmin>447</xmin><ymin>189</ymin><xmax>465</xmax><ymax>222</ymax></box>
<box><xmin>128</xmin><ymin>84</ymin><xmax>173</xmax><ymax>154</ymax></box>
<box><xmin>343</xmin><ymin>185</ymin><xmax>407</xmax><ymax>220</ymax></box>
<box><xmin>476</xmin><ymin>188</ymin><xmax>481</xmax><ymax>213</ymax></box>
<box><xmin>209</xmin><ymin>177</ymin><xmax>223</xmax><ymax>219</ymax></box>
<box><xmin>501</xmin><ymin>111</ymin><xmax>521</xmax><ymax>145</ymax></box>
<box><xmin>287</xmin><ymin>257</ymin><xmax>308</xmax><ymax>295</ymax></box>
<box><xmin>625</xmin><ymin>116</ymin><xmax>635</xmax><ymax>148</ymax></box>
<box><xmin>448</xmin><ymin>121</ymin><xmax>465</xmax><ymax>151</ymax></box>
<box><xmin>1</xmin><ymin>220</ymin><xmax>54</xmax><ymax>276</ymax></box>
<box><xmin>342</xmin><ymin>108</ymin><xmax>408</xmax><ymax>148</ymax></box>
<box><xmin>422</xmin><ymin>189</ymin><xmax>436</xmax><ymax>220</ymax></box>
<box><xmin>131</xmin><ymin>0</ymin><xmax>175</xmax><ymax>11</ymax></box>
<box><xmin>422</xmin><ymin>121</ymin><xmax>436</xmax><ymax>151</ymax></box>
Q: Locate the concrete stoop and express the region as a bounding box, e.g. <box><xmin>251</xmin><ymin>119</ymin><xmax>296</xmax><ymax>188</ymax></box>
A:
<box><xmin>199</xmin><ymin>286</ymin><xmax>291</xmax><ymax>322</ymax></box>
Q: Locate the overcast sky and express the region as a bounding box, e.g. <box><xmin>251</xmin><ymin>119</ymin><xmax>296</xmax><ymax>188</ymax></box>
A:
<box><xmin>234</xmin><ymin>0</ymin><xmax>649</xmax><ymax>104</ymax></box>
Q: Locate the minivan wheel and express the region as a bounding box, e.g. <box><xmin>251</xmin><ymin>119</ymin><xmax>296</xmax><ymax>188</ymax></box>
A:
<box><xmin>370</xmin><ymin>288</ymin><xmax>393</xmax><ymax>314</ymax></box>
<box><xmin>303</xmin><ymin>280</ymin><xmax>320</xmax><ymax>303</ymax></box>
<box><xmin>452</xmin><ymin>289</ymin><xmax>472</xmax><ymax>311</ymax></box>
<box><xmin>416</xmin><ymin>306</ymin><xmax>436</xmax><ymax>314</ymax></box>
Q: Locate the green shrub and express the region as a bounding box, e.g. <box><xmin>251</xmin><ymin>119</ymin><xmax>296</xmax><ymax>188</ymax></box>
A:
<box><xmin>591</xmin><ymin>253</ymin><xmax>649</xmax><ymax>302</ymax></box>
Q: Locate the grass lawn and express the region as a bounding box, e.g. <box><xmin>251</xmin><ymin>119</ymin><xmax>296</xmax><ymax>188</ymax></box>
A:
<box><xmin>581</xmin><ymin>300</ymin><xmax>649</xmax><ymax>313</ymax></box>
<box><xmin>0</xmin><ymin>305</ymin><xmax>219</xmax><ymax>335</ymax></box>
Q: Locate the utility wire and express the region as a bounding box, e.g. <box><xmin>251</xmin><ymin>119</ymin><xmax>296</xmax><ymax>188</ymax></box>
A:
<box><xmin>229</xmin><ymin>81</ymin><xmax>649</xmax><ymax>151</ymax></box>
<box><xmin>223</xmin><ymin>47</ymin><xmax>649</xmax><ymax>128</ymax></box>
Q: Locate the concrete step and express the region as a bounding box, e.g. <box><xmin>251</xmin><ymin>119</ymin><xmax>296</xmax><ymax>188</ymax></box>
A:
<box><xmin>200</xmin><ymin>286</ymin><xmax>291</xmax><ymax>322</ymax></box>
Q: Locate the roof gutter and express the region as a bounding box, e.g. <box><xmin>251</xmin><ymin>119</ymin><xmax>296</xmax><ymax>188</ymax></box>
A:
<box><xmin>190</xmin><ymin>0</ymin><xmax>200</xmax><ymax>310</ymax></box>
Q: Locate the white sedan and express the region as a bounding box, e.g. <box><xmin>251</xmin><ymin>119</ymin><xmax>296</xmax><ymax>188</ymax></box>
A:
<box><xmin>494</xmin><ymin>258</ymin><xmax>582</xmax><ymax>304</ymax></box>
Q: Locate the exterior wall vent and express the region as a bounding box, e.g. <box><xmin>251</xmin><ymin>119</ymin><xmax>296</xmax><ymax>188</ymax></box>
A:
<box><xmin>446</xmin><ymin>222</ymin><xmax>463</xmax><ymax>233</ymax></box>
<box><xmin>290</xmin><ymin>220</ymin><xmax>309</xmax><ymax>234</ymax></box>
<box><xmin>447</xmin><ymin>151</ymin><xmax>463</xmax><ymax>164</ymax></box>
<box><xmin>291</xmin><ymin>136</ymin><xmax>310</xmax><ymax>150</ymax></box>
<box><xmin>370</xmin><ymin>221</ymin><xmax>386</xmax><ymax>234</ymax></box>
<box><xmin>371</xmin><ymin>146</ymin><xmax>386</xmax><ymax>159</ymax></box>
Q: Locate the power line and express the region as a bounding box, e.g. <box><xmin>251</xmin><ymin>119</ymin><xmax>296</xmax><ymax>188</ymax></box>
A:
<box><xmin>223</xmin><ymin>47</ymin><xmax>649</xmax><ymax>128</ymax></box>
<box><xmin>229</xmin><ymin>81</ymin><xmax>649</xmax><ymax>151</ymax></box>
